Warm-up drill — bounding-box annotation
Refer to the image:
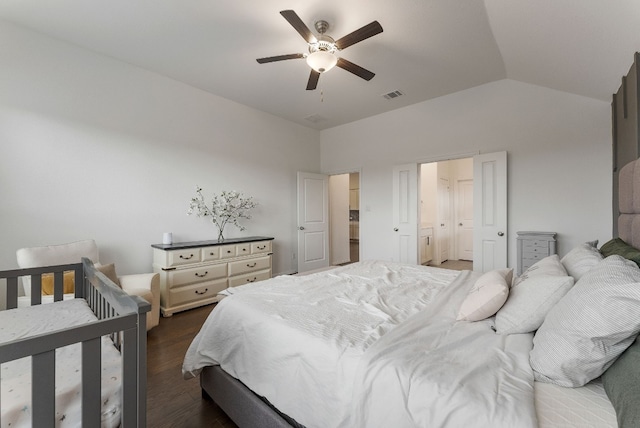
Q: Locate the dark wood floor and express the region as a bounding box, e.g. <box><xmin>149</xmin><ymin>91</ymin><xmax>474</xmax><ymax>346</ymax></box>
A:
<box><xmin>146</xmin><ymin>304</ymin><xmax>238</xmax><ymax>428</ymax></box>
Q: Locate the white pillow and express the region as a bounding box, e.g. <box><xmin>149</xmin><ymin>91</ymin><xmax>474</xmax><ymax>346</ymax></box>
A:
<box><xmin>457</xmin><ymin>268</ymin><xmax>512</xmax><ymax>321</ymax></box>
<box><xmin>530</xmin><ymin>255</ymin><xmax>640</xmax><ymax>387</ymax></box>
<box><xmin>495</xmin><ymin>254</ymin><xmax>574</xmax><ymax>334</ymax></box>
<box><xmin>560</xmin><ymin>241</ymin><xmax>603</xmax><ymax>281</ymax></box>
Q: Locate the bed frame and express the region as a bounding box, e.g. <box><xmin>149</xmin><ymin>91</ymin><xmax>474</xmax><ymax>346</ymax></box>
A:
<box><xmin>201</xmin><ymin>365</ymin><xmax>302</xmax><ymax>428</ymax></box>
<box><xmin>0</xmin><ymin>257</ymin><xmax>150</xmax><ymax>427</ymax></box>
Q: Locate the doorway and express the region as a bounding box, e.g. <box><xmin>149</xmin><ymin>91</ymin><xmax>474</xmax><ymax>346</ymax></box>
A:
<box><xmin>328</xmin><ymin>172</ymin><xmax>360</xmax><ymax>265</ymax></box>
<box><xmin>419</xmin><ymin>158</ymin><xmax>473</xmax><ymax>268</ymax></box>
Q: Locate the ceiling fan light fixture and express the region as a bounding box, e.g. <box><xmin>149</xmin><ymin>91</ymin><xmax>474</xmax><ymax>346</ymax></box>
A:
<box><xmin>306</xmin><ymin>51</ymin><xmax>338</xmax><ymax>73</ymax></box>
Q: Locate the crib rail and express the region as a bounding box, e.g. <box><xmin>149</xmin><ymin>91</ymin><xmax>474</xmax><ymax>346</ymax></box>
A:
<box><xmin>0</xmin><ymin>258</ymin><xmax>149</xmax><ymax>427</ymax></box>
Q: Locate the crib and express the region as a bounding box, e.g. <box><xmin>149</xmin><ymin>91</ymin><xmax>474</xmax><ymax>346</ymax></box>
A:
<box><xmin>0</xmin><ymin>257</ymin><xmax>149</xmax><ymax>427</ymax></box>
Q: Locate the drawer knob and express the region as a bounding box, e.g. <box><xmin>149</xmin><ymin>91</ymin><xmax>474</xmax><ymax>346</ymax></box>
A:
<box><xmin>195</xmin><ymin>271</ymin><xmax>208</xmax><ymax>278</ymax></box>
<box><xmin>242</xmin><ymin>248</ymin><xmax>247</xmax><ymax>252</ymax></box>
<box><xmin>246</xmin><ymin>277</ymin><xmax>257</xmax><ymax>283</ymax></box>
<box><xmin>209</xmin><ymin>252</ymin><xmax>215</xmax><ymax>256</ymax></box>
<box><xmin>180</xmin><ymin>254</ymin><xmax>194</xmax><ymax>260</ymax></box>
<box><xmin>194</xmin><ymin>288</ymin><xmax>209</xmax><ymax>295</ymax></box>
<box><xmin>258</xmin><ymin>245</ymin><xmax>265</xmax><ymax>250</ymax></box>
<box><xmin>247</xmin><ymin>262</ymin><xmax>257</xmax><ymax>268</ymax></box>
<box><xmin>227</xmin><ymin>250</ymin><xmax>232</xmax><ymax>254</ymax></box>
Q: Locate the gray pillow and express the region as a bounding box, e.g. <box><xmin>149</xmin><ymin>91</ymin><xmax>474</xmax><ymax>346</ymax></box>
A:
<box><xmin>495</xmin><ymin>255</ymin><xmax>573</xmax><ymax>334</ymax></box>
<box><xmin>530</xmin><ymin>255</ymin><xmax>640</xmax><ymax>387</ymax></box>
<box><xmin>560</xmin><ymin>241</ymin><xmax>603</xmax><ymax>281</ymax></box>
<box><xmin>602</xmin><ymin>335</ymin><xmax>640</xmax><ymax>428</ymax></box>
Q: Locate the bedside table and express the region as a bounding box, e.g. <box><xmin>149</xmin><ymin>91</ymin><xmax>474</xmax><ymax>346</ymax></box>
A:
<box><xmin>516</xmin><ymin>231</ymin><xmax>557</xmax><ymax>275</ymax></box>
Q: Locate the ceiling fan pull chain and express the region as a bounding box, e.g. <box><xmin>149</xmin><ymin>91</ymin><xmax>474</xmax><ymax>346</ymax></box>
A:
<box><xmin>321</xmin><ymin>89</ymin><xmax>324</xmax><ymax>103</ymax></box>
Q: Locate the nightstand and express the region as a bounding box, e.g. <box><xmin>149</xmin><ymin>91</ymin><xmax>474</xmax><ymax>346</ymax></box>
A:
<box><xmin>516</xmin><ymin>231</ymin><xmax>557</xmax><ymax>275</ymax></box>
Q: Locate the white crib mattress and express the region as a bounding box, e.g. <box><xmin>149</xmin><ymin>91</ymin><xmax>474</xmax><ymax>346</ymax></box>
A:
<box><xmin>0</xmin><ymin>299</ymin><xmax>122</xmax><ymax>428</ymax></box>
<box><xmin>535</xmin><ymin>378</ymin><xmax>617</xmax><ymax>428</ymax></box>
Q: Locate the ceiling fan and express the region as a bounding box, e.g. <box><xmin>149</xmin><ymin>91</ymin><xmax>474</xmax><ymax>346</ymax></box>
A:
<box><xmin>256</xmin><ymin>10</ymin><xmax>383</xmax><ymax>90</ymax></box>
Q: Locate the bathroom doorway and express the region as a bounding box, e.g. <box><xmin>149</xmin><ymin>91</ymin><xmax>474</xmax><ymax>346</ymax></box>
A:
<box><xmin>328</xmin><ymin>172</ymin><xmax>360</xmax><ymax>265</ymax></box>
<box><xmin>420</xmin><ymin>158</ymin><xmax>473</xmax><ymax>269</ymax></box>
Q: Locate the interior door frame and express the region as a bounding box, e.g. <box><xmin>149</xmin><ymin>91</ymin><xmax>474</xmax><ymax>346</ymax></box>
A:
<box><xmin>325</xmin><ymin>167</ymin><xmax>363</xmax><ymax>264</ymax></box>
<box><xmin>414</xmin><ymin>151</ymin><xmax>481</xmax><ymax>266</ymax></box>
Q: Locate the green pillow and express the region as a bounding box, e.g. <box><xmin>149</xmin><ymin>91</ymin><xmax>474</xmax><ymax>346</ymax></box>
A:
<box><xmin>602</xmin><ymin>335</ymin><xmax>640</xmax><ymax>428</ymax></box>
<box><xmin>600</xmin><ymin>238</ymin><xmax>640</xmax><ymax>267</ymax></box>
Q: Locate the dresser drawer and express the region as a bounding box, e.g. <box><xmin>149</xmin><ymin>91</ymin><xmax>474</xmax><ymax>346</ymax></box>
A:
<box><xmin>219</xmin><ymin>244</ymin><xmax>237</xmax><ymax>259</ymax></box>
<box><xmin>236</xmin><ymin>243</ymin><xmax>251</xmax><ymax>257</ymax></box>
<box><xmin>522</xmin><ymin>256</ymin><xmax>544</xmax><ymax>271</ymax></box>
<box><xmin>251</xmin><ymin>241</ymin><xmax>271</xmax><ymax>254</ymax></box>
<box><xmin>169</xmin><ymin>279</ymin><xmax>227</xmax><ymax>306</ymax></box>
<box><xmin>201</xmin><ymin>246</ymin><xmax>220</xmax><ymax>262</ymax></box>
<box><xmin>168</xmin><ymin>263</ymin><xmax>227</xmax><ymax>288</ymax></box>
<box><xmin>167</xmin><ymin>249</ymin><xmax>201</xmax><ymax>267</ymax></box>
<box><xmin>228</xmin><ymin>270</ymin><xmax>271</xmax><ymax>288</ymax></box>
<box><xmin>523</xmin><ymin>241</ymin><xmax>550</xmax><ymax>250</ymax></box>
<box><xmin>522</xmin><ymin>252</ymin><xmax>547</xmax><ymax>262</ymax></box>
<box><xmin>228</xmin><ymin>255</ymin><xmax>271</xmax><ymax>276</ymax></box>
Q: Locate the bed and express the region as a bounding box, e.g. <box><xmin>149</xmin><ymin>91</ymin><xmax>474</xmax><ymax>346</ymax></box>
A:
<box><xmin>182</xmin><ymin>159</ymin><xmax>640</xmax><ymax>428</ymax></box>
<box><xmin>0</xmin><ymin>257</ymin><xmax>149</xmax><ymax>427</ymax></box>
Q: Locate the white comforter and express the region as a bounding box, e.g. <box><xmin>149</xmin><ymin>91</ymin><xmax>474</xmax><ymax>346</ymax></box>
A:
<box><xmin>183</xmin><ymin>260</ymin><xmax>537</xmax><ymax>428</ymax></box>
<box><xmin>0</xmin><ymin>299</ymin><xmax>122</xmax><ymax>428</ymax></box>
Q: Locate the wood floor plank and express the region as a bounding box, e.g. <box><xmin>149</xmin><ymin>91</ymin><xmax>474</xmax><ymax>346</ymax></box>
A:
<box><xmin>146</xmin><ymin>304</ymin><xmax>237</xmax><ymax>428</ymax></box>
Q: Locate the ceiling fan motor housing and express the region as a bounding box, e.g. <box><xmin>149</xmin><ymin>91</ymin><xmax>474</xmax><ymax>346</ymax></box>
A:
<box><xmin>309</xmin><ymin>35</ymin><xmax>337</xmax><ymax>55</ymax></box>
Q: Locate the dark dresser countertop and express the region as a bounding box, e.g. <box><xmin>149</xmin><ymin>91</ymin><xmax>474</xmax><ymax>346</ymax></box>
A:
<box><xmin>151</xmin><ymin>236</ymin><xmax>274</xmax><ymax>250</ymax></box>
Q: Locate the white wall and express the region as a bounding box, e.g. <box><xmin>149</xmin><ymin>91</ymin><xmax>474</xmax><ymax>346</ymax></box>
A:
<box><xmin>0</xmin><ymin>21</ymin><xmax>320</xmax><ymax>276</ymax></box>
<box><xmin>321</xmin><ymin>80</ymin><xmax>612</xmax><ymax>268</ymax></box>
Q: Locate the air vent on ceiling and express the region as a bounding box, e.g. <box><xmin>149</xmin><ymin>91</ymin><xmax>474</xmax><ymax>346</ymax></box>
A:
<box><xmin>304</xmin><ymin>114</ymin><xmax>328</xmax><ymax>123</ymax></box>
<box><xmin>382</xmin><ymin>90</ymin><xmax>404</xmax><ymax>100</ymax></box>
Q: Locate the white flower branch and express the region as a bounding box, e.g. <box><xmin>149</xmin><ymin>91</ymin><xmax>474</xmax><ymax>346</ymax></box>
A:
<box><xmin>188</xmin><ymin>187</ymin><xmax>258</xmax><ymax>241</ymax></box>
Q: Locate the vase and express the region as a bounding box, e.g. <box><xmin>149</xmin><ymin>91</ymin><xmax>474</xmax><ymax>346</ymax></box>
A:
<box><xmin>217</xmin><ymin>228</ymin><xmax>225</xmax><ymax>243</ymax></box>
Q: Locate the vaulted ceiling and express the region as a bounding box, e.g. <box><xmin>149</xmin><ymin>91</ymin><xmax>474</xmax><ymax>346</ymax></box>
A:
<box><xmin>1</xmin><ymin>1</ymin><xmax>639</xmax><ymax>130</ymax></box>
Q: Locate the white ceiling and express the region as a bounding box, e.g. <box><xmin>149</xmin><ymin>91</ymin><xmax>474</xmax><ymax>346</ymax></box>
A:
<box><xmin>1</xmin><ymin>0</ymin><xmax>640</xmax><ymax>130</ymax></box>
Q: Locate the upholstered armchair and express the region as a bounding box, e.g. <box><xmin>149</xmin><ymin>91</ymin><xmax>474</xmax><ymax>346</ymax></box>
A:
<box><xmin>16</xmin><ymin>239</ymin><xmax>160</xmax><ymax>331</ymax></box>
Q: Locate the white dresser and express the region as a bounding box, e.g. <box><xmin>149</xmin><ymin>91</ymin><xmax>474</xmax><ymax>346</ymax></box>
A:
<box><xmin>152</xmin><ymin>236</ymin><xmax>273</xmax><ymax>317</ymax></box>
<box><xmin>516</xmin><ymin>231</ymin><xmax>557</xmax><ymax>275</ymax></box>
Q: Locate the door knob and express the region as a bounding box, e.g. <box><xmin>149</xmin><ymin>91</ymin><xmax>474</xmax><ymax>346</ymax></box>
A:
<box><xmin>393</xmin><ymin>228</ymin><xmax>399</xmax><ymax>232</ymax></box>
<box><xmin>497</xmin><ymin>231</ymin><xmax>504</xmax><ymax>236</ymax></box>
<box><xmin>299</xmin><ymin>226</ymin><xmax>305</xmax><ymax>230</ymax></box>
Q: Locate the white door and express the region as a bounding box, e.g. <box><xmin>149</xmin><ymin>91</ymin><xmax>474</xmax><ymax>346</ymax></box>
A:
<box><xmin>437</xmin><ymin>178</ymin><xmax>450</xmax><ymax>263</ymax></box>
<box><xmin>392</xmin><ymin>164</ymin><xmax>418</xmax><ymax>264</ymax></box>
<box><xmin>297</xmin><ymin>172</ymin><xmax>330</xmax><ymax>273</ymax></box>
<box><xmin>473</xmin><ymin>152</ymin><xmax>507</xmax><ymax>272</ymax></box>
<box><xmin>457</xmin><ymin>179</ymin><xmax>474</xmax><ymax>261</ymax></box>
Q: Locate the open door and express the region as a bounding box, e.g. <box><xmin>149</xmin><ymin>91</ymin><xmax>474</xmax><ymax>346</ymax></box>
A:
<box><xmin>392</xmin><ymin>163</ymin><xmax>419</xmax><ymax>264</ymax></box>
<box><xmin>297</xmin><ymin>172</ymin><xmax>330</xmax><ymax>273</ymax></box>
<box><xmin>473</xmin><ymin>151</ymin><xmax>507</xmax><ymax>272</ymax></box>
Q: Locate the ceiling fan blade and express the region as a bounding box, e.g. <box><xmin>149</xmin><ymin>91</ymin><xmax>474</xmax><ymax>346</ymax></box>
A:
<box><xmin>280</xmin><ymin>10</ymin><xmax>317</xmax><ymax>44</ymax></box>
<box><xmin>336</xmin><ymin>58</ymin><xmax>375</xmax><ymax>81</ymax></box>
<box><xmin>256</xmin><ymin>53</ymin><xmax>304</xmax><ymax>64</ymax></box>
<box><xmin>335</xmin><ymin>21</ymin><xmax>383</xmax><ymax>50</ymax></box>
<box><xmin>306</xmin><ymin>70</ymin><xmax>320</xmax><ymax>90</ymax></box>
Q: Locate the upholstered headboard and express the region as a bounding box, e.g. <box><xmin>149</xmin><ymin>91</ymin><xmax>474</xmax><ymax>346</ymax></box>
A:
<box><xmin>618</xmin><ymin>158</ymin><xmax>640</xmax><ymax>249</ymax></box>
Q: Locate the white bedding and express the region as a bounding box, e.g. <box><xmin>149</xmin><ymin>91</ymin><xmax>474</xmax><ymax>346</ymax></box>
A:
<box><xmin>183</xmin><ymin>260</ymin><xmax>537</xmax><ymax>428</ymax></box>
<box><xmin>535</xmin><ymin>379</ymin><xmax>617</xmax><ymax>428</ymax></box>
<box><xmin>0</xmin><ymin>299</ymin><xmax>122</xmax><ymax>428</ymax></box>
